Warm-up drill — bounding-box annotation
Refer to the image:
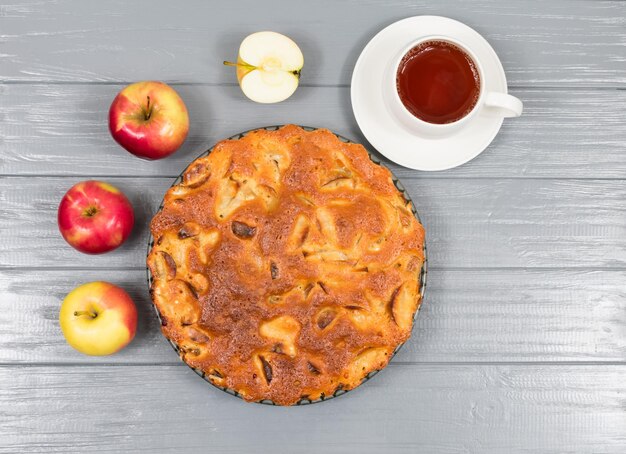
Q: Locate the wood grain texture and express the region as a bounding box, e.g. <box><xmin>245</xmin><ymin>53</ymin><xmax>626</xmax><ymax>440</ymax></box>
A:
<box><xmin>1</xmin><ymin>84</ymin><xmax>625</xmax><ymax>178</ymax></box>
<box><xmin>1</xmin><ymin>177</ymin><xmax>625</xmax><ymax>269</ymax></box>
<box><xmin>2</xmin><ymin>268</ymin><xmax>625</xmax><ymax>364</ymax></box>
<box><xmin>0</xmin><ymin>0</ymin><xmax>625</xmax><ymax>87</ymax></box>
<box><xmin>1</xmin><ymin>364</ymin><xmax>625</xmax><ymax>453</ymax></box>
<box><xmin>1</xmin><ymin>1</ymin><xmax>626</xmax><ymax>452</ymax></box>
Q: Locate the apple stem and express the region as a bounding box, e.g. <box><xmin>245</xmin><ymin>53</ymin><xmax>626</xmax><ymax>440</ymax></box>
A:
<box><xmin>144</xmin><ymin>95</ymin><xmax>152</xmax><ymax>121</ymax></box>
<box><xmin>223</xmin><ymin>61</ymin><xmax>255</xmax><ymax>70</ymax></box>
<box><xmin>74</xmin><ymin>310</ymin><xmax>98</xmax><ymax>319</ymax></box>
<box><xmin>83</xmin><ymin>205</ymin><xmax>98</xmax><ymax>218</ymax></box>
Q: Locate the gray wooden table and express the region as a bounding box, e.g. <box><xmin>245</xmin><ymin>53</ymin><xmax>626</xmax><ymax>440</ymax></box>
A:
<box><xmin>1</xmin><ymin>1</ymin><xmax>625</xmax><ymax>452</ymax></box>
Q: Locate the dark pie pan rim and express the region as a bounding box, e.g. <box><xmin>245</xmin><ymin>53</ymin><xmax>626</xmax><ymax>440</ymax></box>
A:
<box><xmin>146</xmin><ymin>125</ymin><xmax>428</xmax><ymax>406</ymax></box>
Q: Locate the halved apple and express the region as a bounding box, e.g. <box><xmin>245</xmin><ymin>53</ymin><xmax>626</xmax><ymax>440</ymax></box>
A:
<box><xmin>224</xmin><ymin>31</ymin><xmax>304</xmax><ymax>104</ymax></box>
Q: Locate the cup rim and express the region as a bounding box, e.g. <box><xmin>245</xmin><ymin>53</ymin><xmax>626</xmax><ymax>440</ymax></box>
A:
<box><xmin>390</xmin><ymin>35</ymin><xmax>485</xmax><ymax>129</ymax></box>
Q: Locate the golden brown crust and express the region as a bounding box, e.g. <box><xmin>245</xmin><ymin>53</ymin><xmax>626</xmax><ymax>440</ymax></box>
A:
<box><xmin>147</xmin><ymin>125</ymin><xmax>425</xmax><ymax>405</ymax></box>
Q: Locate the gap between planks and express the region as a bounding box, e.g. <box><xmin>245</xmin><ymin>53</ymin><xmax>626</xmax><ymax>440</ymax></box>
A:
<box><xmin>2</xmin><ymin>175</ymin><xmax>626</xmax><ymax>181</ymax></box>
<box><xmin>2</xmin><ymin>361</ymin><xmax>626</xmax><ymax>368</ymax></box>
<box><xmin>5</xmin><ymin>266</ymin><xmax>626</xmax><ymax>272</ymax></box>
<box><xmin>0</xmin><ymin>81</ymin><xmax>625</xmax><ymax>91</ymax></box>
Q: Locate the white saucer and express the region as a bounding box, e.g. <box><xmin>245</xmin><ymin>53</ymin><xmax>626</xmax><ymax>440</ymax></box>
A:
<box><xmin>351</xmin><ymin>16</ymin><xmax>508</xmax><ymax>171</ymax></box>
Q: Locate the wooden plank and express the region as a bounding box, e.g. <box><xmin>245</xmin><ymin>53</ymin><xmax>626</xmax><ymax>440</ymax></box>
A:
<box><xmin>1</xmin><ymin>0</ymin><xmax>625</xmax><ymax>87</ymax></box>
<box><xmin>1</xmin><ymin>177</ymin><xmax>625</xmax><ymax>269</ymax></box>
<box><xmin>2</xmin><ymin>268</ymin><xmax>625</xmax><ymax>364</ymax></box>
<box><xmin>1</xmin><ymin>364</ymin><xmax>624</xmax><ymax>453</ymax></box>
<box><xmin>1</xmin><ymin>84</ymin><xmax>625</xmax><ymax>179</ymax></box>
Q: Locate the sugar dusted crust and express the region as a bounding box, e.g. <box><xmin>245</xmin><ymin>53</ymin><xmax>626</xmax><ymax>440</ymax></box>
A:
<box><xmin>147</xmin><ymin>125</ymin><xmax>425</xmax><ymax>405</ymax></box>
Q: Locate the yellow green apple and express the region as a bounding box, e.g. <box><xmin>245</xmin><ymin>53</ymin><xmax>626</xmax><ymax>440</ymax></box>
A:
<box><xmin>59</xmin><ymin>281</ymin><xmax>138</xmax><ymax>356</ymax></box>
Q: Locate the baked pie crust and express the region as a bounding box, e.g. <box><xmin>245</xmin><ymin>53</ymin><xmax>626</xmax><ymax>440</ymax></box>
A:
<box><xmin>147</xmin><ymin>125</ymin><xmax>425</xmax><ymax>405</ymax></box>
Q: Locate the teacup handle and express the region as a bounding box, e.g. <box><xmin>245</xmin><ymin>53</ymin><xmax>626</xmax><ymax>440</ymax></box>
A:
<box><xmin>484</xmin><ymin>92</ymin><xmax>523</xmax><ymax>118</ymax></box>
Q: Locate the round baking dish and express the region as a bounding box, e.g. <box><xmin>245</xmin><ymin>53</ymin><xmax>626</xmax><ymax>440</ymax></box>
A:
<box><xmin>146</xmin><ymin>125</ymin><xmax>428</xmax><ymax>405</ymax></box>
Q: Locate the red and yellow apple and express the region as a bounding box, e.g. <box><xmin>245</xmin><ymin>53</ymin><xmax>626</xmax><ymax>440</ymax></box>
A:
<box><xmin>58</xmin><ymin>180</ymin><xmax>134</xmax><ymax>254</ymax></box>
<box><xmin>108</xmin><ymin>81</ymin><xmax>189</xmax><ymax>160</ymax></box>
<box><xmin>59</xmin><ymin>281</ymin><xmax>138</xmax><ymax>356</ymax></box>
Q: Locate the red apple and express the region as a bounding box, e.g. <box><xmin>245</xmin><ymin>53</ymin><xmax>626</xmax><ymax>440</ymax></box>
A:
<box><xmin>58</xmin><ymin>180</ymin><xmax>134</xmax><ymax>254</ymax></box>
<box><xmin>108</xmin><ymin>81</ymin><xmax>189</xmax><ymax>160</ymax></box>
<box><xmin>60</xmin><ymin>281</ymin><xmax>138</xmax><ymax>356</ymax></box>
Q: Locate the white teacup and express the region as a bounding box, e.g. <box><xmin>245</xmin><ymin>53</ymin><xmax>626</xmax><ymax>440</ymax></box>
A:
<box><xmin>385</xmin><ymin>35</ymin><xmax>523</xmax><ymax>137</ymax></box>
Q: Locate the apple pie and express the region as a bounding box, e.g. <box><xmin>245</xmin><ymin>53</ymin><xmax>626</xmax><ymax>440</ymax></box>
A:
<box><xmin>147</xmin><ymin>125</ymin><xmax>425</xmax><ymax>405</ymax></box>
